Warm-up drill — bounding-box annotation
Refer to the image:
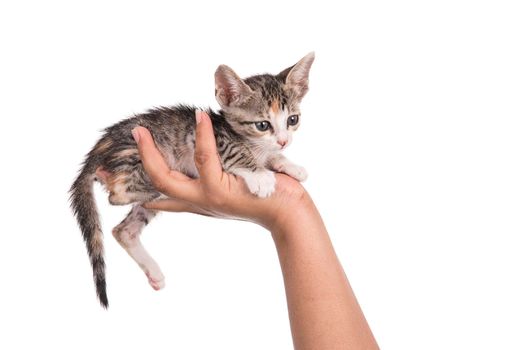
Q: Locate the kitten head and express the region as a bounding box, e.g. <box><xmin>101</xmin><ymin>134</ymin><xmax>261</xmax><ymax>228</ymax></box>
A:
<box><xmin>215</xmin><ymin>52</ymin><xmax>315</xmax><ymax>152</ymax></box>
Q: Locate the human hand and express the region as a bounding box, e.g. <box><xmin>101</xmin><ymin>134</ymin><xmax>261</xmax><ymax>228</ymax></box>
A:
<box><xmin>131</xmin><ymin>110</ymin><xmax>306</xmax><ymax>231</ymax></box>
<box><xmin>133</xmin><ymin>111</ymin><xmax>378</xmax><ymax>349</ymax></box>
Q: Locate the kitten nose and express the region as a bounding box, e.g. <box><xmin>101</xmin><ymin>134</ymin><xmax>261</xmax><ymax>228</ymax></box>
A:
<box><xmin>278</xmin><ymin>140</ymin><xmax>288</xmax><ymax>148</ymax></box>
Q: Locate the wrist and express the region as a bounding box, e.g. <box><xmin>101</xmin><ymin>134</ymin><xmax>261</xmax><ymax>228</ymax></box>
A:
<box><xmin>267</xmin><ymin>190</ymin><xmax>320</xmax><ymax>242</ymax></box>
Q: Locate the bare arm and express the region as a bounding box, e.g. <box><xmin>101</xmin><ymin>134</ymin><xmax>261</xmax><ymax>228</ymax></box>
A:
<box><xmin>271</xmin><ymin>195</ymin><xmax>378</xmax><ymax>350</ymax></box>
<box><xmin>132</xmin><ymin>110</ymin><xmax>378</xmax><ymax>349</ymax></box>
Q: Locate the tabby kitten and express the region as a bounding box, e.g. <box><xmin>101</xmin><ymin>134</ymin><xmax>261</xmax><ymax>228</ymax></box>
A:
<box><xmin>70</xmin><ymin>52</ymin><xmax>315</xmax><ymax>308</ymax></box>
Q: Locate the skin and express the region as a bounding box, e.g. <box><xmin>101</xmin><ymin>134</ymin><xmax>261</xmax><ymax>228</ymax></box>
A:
<box><xmin>132</xmin><ymin>110</ymin><xmax>379</xmax><ymax>350</ymax></box>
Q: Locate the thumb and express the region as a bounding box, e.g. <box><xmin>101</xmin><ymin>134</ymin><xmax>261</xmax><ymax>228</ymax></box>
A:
<box><xmin>194</xmin><ymin>110</ymin><xmax>223</xmax><ymax>182</ymax></box>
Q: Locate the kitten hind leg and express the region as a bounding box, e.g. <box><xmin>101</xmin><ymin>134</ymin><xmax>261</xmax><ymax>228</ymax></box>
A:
<box><xmin>112</xmin><ymin>205</ymin><xmax>165</xmax><ymax>290</ymax></box>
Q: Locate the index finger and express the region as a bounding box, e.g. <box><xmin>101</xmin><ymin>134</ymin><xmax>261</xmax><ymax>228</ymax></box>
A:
<box><xmin>194</xmin><ymin>110</ymin><xmax>223</xmax><ymax>183</ymax></box>
<box><xmin>132</xmin><ymin>126</ymin><xmax>198</xmax><ymax>201</ymax></box>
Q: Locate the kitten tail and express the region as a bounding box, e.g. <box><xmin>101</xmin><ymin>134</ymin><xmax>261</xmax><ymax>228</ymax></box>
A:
<box><xmin>69</xmin><ymin>159</ymin><xmax>108</xmax><ymax>308</ymax></box>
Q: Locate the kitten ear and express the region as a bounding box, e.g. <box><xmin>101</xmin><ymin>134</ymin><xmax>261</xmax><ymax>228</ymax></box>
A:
<box><xmin>215</xmin><ymin>65</ymin><xmax>254</xmax><ymax>109</ymax></box>
<box><xmin>278</xmin><ymin>52</ymin><xmax>315</xmax><ymax>100</ymax></box>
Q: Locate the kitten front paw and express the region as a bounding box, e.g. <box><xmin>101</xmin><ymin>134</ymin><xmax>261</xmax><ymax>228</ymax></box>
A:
<box><xmin>240</xmin><ymin>170</ymin><xmax>276</xmax><ymax>198</ymax></box>
<box><xmin>273</xmin><ymin>162</ymin><xmax>308</xmax><ymax>182</ymax></box>
<box><xmin>285</xmin><ymin>164</ymin><xmax>308</xmax><ymax>182</ymax></box>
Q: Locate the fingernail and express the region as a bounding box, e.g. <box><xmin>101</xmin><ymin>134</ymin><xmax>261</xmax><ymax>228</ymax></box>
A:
<box><xmin>132</xmin><ymin>127</ymin><xmax>140</xmax><ymax>143</ymax></box>
<box><xmin>195</xmin><ymin>109</ymin><xmax>202</xmax><ymax>124</ymax></box>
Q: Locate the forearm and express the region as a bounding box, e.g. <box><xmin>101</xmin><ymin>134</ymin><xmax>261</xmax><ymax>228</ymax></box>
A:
<box><xmin>271</xmin><ymin>195</ymin><xmax>378</xmax><ymax>350</ymax></box>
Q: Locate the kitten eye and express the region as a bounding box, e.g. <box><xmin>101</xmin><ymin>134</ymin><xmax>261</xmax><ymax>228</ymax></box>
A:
<box><xmin>255</xmin><ymin>121</ymin><xmax>271</xmax><ymax>131</ymax></box>
<box><xmin>287</xmin><ymin>115</ymin><xmax>299</xmax><ymax>126</ymax></box>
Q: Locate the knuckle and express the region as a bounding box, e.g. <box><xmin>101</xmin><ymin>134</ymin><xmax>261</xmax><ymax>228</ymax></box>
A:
<box><xmin>194</xmin><ymin>151</ymin><xmax>211</xmax><ymax>168</ymax></box>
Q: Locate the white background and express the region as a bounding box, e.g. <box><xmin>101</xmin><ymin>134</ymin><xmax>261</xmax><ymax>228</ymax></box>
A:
<box><xmin>1</xmin><ymin>1</ymin><xmax>523</xmax><ymax>349</ymax></box>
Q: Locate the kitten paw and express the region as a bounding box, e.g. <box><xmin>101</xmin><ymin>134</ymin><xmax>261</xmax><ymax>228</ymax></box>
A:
<box><xmin>146</xmin><ymin>271</ymin><xmax>165</xmax><ymax>291</ymax></box>
<box><xmin>285</xmin><ymin>164</ymin><xmax>308</xmax><ymax>182</ymax></box>
<box><xmin>240</xmin><ymin>170</ymin><xmax>276</xmax><ymax>198</ymax></box>
<box><xmin>273</xmin><ymin>162</ymin><xmax>308</xmax><ymax>182</ymax></box>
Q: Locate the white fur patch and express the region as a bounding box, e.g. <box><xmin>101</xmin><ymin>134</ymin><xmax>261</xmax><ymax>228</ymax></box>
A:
<box><xmin>269</xmin><ymin>155</ymin><xmax>308</xmax><ymax>182</ymax></box>
<box><xmin>232</xmin><ymin>168</ymin><xmax>276</xmax><ymax>198</ymax></box>
<box><xmin>266</xmin><ymin>104</ymin><xmax>294</xmax><ymax>150</ymax></box>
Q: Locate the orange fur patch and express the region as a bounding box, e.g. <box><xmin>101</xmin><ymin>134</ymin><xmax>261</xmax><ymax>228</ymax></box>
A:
<box><xmin>107</xmin><ymin>173</ymin><xmax>130</xmax><ymax>205</ymax></box>
<box><xmin>95</xmin><ymin>167</ymin><xmax>131</xmax><ymax>204</ymax></box>
<box><xmin>114</xmin><ymin>149</ymin><xmax>138</xmax><ymax>158</ymax></box>
<box><xmin>91</xmin><ymin>230</ymin><xmax>104</xmax><ymax>250</ymax></box>
<box><xmin>95</xmin><ymin>167</ymin><xmax>111</xmax><ymax>184</ymax></box>
<box><xmin>271</xmin><ymin>99</ymin><xmax>280</xmax><ymax>115</ymax></box>
<box><xmin>93</xmin><ymin>139</ymin><xmax>113</xmax><ymax>154</ymax></box>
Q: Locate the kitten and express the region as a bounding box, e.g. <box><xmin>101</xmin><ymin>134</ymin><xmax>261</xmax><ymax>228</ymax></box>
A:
<box><xmin>70</xmin><ymin>52</ymin><xmax>315</xmax><ymax>308</ymax></box>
